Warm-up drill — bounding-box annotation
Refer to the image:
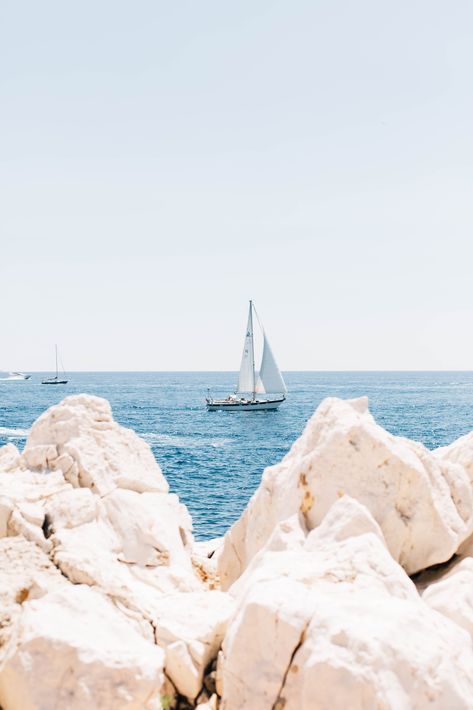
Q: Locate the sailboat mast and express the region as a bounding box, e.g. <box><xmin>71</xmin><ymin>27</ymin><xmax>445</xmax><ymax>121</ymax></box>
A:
<box><xmin>249</xmin><ymin>300</ymin><xmax>255</xmax><ymax>400</ymax></box>
<box><xmin>55</xmin><ymin>344</ymin><xmax>58</xmax><ymax>379</ymax></box>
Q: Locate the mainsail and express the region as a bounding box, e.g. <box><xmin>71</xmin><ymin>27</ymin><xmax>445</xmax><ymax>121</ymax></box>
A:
<box><xmin>255</xmin><ymin>333</ymin><xmax>287</xmax><ymax>395</ymax></box>
<box><xmin>237</xmin><ymin>302</ymin><xmax>256</xmax><ymax>394</ymax></box>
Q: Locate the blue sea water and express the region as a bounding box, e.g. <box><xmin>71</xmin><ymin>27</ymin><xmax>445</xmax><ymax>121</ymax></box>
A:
<box><xmin>1</xmin><ymin>371</ymin><xmax>473</xmax><ymax>539</ymax></box>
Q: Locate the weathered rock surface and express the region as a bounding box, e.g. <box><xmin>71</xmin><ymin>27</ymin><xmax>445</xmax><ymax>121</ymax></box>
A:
<box><xmin>435</xmin><ymin>430</ymin><xmax>473</xmax><ymax>485</ymax></box>
<box><xmin>0</xmin><ymin>585</ymin><xmax>165</xmax><ymax>709</ymax></box>
<box><xmin>218</xmin><ymin>396</ymin><xmax>473</xmax><ymax>586</ymax></box>
<box><xmin>23</xmin><ymin>394</ymin><xmax>169</xmax><ymax>495</ymax></box>
<box><xmin>0</xmin><ymin>395</ymin><xmax>231</xmax><ymax>708</ymax></box>
<box><xmin>220</xmin><ymin>497</ymin><xmax>473</xmax><ymax>709</ymax></box>
<box><xmin>154</xmin><ymin>591</ymin><xmax>234</xmax><ymax>700</ymax></box>
<box><xmin>423</xmin><ymin>556</ymin><xmax>473</xmax><ymax>640</ymax></box>
<box><xmin>2</xmin><ymin>394</ymin><xmax>473</xmax><ymax>708</ymax></box>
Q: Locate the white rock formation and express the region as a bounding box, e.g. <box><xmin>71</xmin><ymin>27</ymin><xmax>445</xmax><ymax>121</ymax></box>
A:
<box><xmin>2</xmin><ymin>394</ymin><xmax>473</xmax><ymax>708</ymax></box>
<box><xmin>0</xmin><ymin>395</ymin><xmax>233</xmax><ymax>708</ymax></box>
<box><xmin>218</xmin><ymin>396</ymin><xmax>473</xmax><ymax>586</ymax></box>
<box><xmin>423</xmin><ymin>556</ymin><xmax>473</xmax><ymax>640</ymax></box>
<box><xmin>435</xmin><ymin>429</ymin><xmax>473</xmax><ymax>485</ymax></box>
<box><xmin>0</xmin><ymin>443</ymin><xmax>21</xmax><ymax>473</ymax></box>
<box><xmin>153</xmin><ymin>591</ymin><xmax>234</xmax><ymax>700</ymax></box>
<box><xmin>220</xmin><ymin>497</ymin><xmax>473</xmax><ymax>709</ymax></box>
<box><xmin>0</xmin><ymin>585</ymin><xmax>165</xmax><ymax>710</ymax></box>
<box><xmin>0</xmin><ymin>536</ymin><xmax>68</xmax><ymax>667</ymax></box>
<box><xmin>23</xmin><ymin>394</ymin><xmax>169</xmax><ymax>495</ymax></box>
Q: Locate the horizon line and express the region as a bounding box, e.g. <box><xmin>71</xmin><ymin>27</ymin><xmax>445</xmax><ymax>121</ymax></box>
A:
<box><xmin>17</xmin><ymin>369</ymin><xmax>473</xmax><ymax>374</ymax></box>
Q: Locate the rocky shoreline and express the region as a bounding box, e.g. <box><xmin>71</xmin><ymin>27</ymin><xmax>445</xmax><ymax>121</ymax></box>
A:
<box><xmin>1</xmin><ymin>394</ymin><xmax>473</xmax><ymax>708</ymax></box>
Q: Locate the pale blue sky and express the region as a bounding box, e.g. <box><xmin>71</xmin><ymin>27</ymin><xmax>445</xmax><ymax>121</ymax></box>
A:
<box><xmin>1</xmin><ymin>1</ymin><xmax>472</xmax><ymax>370</ymax></box>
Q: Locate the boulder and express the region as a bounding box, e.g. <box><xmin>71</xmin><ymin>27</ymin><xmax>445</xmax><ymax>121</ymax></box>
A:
<box><xmin>0</xmin><ymin>585</ymin><xmax>165</xmax><ymax>710</ymax></box>
<box><xmin>51</xmin><ymin>516</ymin><xmax>201</xmax><ymax>624</ymax></box>
<box><xmin>0</xmin><ymin>469</ymin><xmax>71</xmax><ymax>549</ymax></box>
<box><xmin>220</xmin><ymin>497</ymin><xmax>473</xmax><ymax>709</ymax></box>
<box><xmin>23</xmin><ymin>394</ymin><xmax>168</xmax><ymax>495</ymax></box>
<box><xmin>435</xmin><ymin>430</ymin><xmax>473</xmax><ymax>485</ymax></box>
<box><xmin>103</xmin><ymin>488</ymin><xmax>193</xmax><ymax>569</ymax></box>
<box><xmin>0</xmin><ymin>536</ymin><xmax>67</xmax><ymax>666</ymax></box>
<box><xmin>153</xmin><ymin>591</ymin><xmax>234</xmax><ymax>700</ymax></box>
<box><xmin>423</xmin><ymin>557</ymin><xmax>473</xmax><ymax>640</ymax></box>
<box><xmin>218</xmin><ymin>397</ymin><xmax>473</xmax><ymax>586</ymax></box>
<box><xmin>0</xmin><ymin>443</ymin><xmax>21</xmax><ymax>473</ymax></box>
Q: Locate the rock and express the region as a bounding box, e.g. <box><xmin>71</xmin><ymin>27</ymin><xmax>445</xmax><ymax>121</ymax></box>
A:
<box><xmin>153</xmin><ymin>591</ymin><xmax>234</xmax><ymax>700</ymax></box>
<box><xmin>0</xmin><ymin>498</ymin><xmax>13</xmax><ymax>537</ymax></box>
<box><xmin>196</xmin><ymin>694</ymin><xmax>218</xmax><ymax>710</ymax></box>
<box><xmin>7</xmin><ymin>508</ymin><xmax>51</xmax><ymax>553</ymax></box>
<box><xmin>423</xmin><ymin>557</ymin><xmax>473</xmax><ymax>640</ymax></box>
<box><xmin>23</xmin><ymin>394</ymin><xmax>169</xmax><ymax>495</ymax></box>
<box><xmin>218</xmin><ymin>397</ymin><xmax>473</xmax><ymax>586</ymax></box>
<box><xmin>103</xmin><ymin>488</ymin><xmax>193</xmax><ymax>569</ymax></box>
<box><xmin>0</xmin><ymin>536</ymin><xmax>67</xmax><ymax>666</ymax></box>
<box><xmin>0</xmin><ymin>585</ymin><xmax>165</xmax><ymax>710</ymax></box>
<box><xmin>44</xmin><ymin>487</ymin><xmax>102</xmax><ymax>530</ymax></box>
<box><xmin>0</xmin><ymin>468</ymin><xmax>70</xmax><ymax>550</ymax></box>
<box><xmin>0</xmin><ymin>443</ymin><xmax>21</xmax><ymax>473</ymax></box>
<box><xmin>192</xmin><ymin>537</ymin><xmax>224</xmax><ymax>559</ymax></box>
<box><xmin>51</xmin><ymin>513</ymin><xmax>203</xmax><ymax>635</ymax></box>
<box><xmin>0</xmin><ymin>535</ymin><xmax>66</xmax><ymax>607</ymax></box>
<box><xmin>0</xmin><ymin>469</ymin><xmax>70</xmax><ymax>508</ymax></box>
<box><xmin>435</xmin><ymin>430</ymin><xmax>473</xmax><ymax>484</ymax></box>
<box><xmin>219</xmin><ymin>497</ymin><xmax>473</xmax><ymax>709</ymax></box>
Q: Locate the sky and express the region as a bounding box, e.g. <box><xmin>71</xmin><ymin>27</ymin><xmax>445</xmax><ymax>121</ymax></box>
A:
<box><xmin>1</xmin><ymin>0</ymin><xmax>473</xmax><ymax>371</ymax></box>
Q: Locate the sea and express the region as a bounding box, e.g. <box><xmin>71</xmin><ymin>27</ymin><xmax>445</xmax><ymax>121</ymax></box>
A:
<box><xmin>1</xmin><ymin>371</ymin><xmax>473</xmax><ymax>540</ymax></box>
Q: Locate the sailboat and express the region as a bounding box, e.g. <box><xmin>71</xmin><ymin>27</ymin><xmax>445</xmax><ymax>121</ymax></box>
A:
<box><xmin>206</xmin><ymin>301</ymin><xmax>287</xmax><ymax>411</ymax></box>
<box><xmin>41</xmin><ymin>345</ymin><xmax>68</xmax><ymax>385</ymax></box>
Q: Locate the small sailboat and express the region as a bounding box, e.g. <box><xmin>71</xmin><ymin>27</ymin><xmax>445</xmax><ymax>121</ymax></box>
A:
<box><xmin>42</xmin><ymin>345</ymin><xmax>68</xmax><ymax>385</ymax></box>
<box><xmin>206</xmin><ymin>301</ymin><xmax>287</xmax><ymax>411</ymax></box>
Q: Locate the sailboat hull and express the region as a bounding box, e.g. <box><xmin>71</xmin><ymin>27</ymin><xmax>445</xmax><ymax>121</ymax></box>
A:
<box><xmin>41</xmin><ymin>379</ymin><xmax>68</xmax><ymax>385</ymax></box>
<box><xmin>206</xmin><ymin>397</ymin><xmax>285</xmax><ymax>411</ymax></box>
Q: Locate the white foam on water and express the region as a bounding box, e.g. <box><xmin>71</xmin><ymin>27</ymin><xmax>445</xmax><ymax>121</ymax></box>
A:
<box><xmin>143</xmin><ymin>432</ymin><xmax>231</xmax><ymax>448</ymax></box>
<box><xmin>0</xmin><ymin>427</ymin><xmax>30</xmax><ymax>438</ymax></box>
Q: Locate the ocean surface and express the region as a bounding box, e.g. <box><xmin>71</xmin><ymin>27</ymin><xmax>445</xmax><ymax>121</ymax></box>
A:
<box><xmin>1</xmin><ymin>371</ymin><xmax>473</xmax><ymax>539</ymax></box>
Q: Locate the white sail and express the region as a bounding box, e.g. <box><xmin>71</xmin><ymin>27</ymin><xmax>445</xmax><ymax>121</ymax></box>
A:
<box><xmin>255</xmin><ymin>333</ymin><xmax>287</xmax><ymax>394</ymax></box>
<box><xmin>237</xmin><ymin>302</ymin><xmax>255</xmax><ymax>394</ymax></box>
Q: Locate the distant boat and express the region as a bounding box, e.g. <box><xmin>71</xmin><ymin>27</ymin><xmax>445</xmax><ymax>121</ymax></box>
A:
<box><xmin>5</xmin><ymin>372</ymin><xmax>31</xmax><ymax>381</ymax></box>
<box><xmin>42</xmin><ymin>345</ymin><xmax>68</xmax><ymax>385</ymax></box>
<box><xmin>206</xmin><ymin>300</ymin><xmax>287</xmax><ymax>411</ymax></box>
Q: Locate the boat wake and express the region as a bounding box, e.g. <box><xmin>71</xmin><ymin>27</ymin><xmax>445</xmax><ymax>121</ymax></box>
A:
<box><xmin>143</xmin><ymin>433</ymin><xmax>232</xmax><ymax>449</ymax></box>
<box><xmin>0</xmin><ymin>426</ymin><xmax>30</xmax><ymax>439</ymax></box>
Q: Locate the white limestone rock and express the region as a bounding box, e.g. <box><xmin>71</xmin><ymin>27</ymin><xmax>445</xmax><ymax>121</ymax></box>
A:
<box><xmin>0</xmin><ymin>469</ymin><xmax>70</xmax><ymax>507</ymax></box>
<box><xmin>23</xmin><ymin>394</ymin><xmax>169</xmax><ymax>495</ymax></box>
<box><xmin>103</xmin><ymin>488</ymin><xmax>193</xmax><ymax>569</ymax></box>
<box><xmin>435</xmin><ymin>430</ymin><xmax>473</xmax><ymax>484</ymax></box>
<box><xmin>51</xmin><ymin>514</ymin><xmax>202</xmax><ymax>630</ymax></box>
<box><xmin>423</xmin><ymin>556</ymin><xmax>473</xmax><ymax>640</ymax></box>
<box><xmin>0</xmin><ymin>585</ymin><xmax>165</xmax><ymax>710</ymax></box>
<box><xmin>218</xmin><ymin>396</ymin><xmax>473</xmax><ymax>586</ymax></box>
<box><xmin>0</xmin><ymin>536</ymin><xmax>66</xmax><ymax>609</ymax></box>
<box><xmin>196</xmin><ymin>695</ymin><xmax>218</xmax><ymax>710</ymax></box>
<box><xmin>0</xmin><ymin>536</ymin><xmax>67</xmax><ymax>667</ymax></box>
<box><xmin>220</xmin><ymin>498</ymin><xmax>473</xmax><ymax>710</ymax></box>
<box><xmin>44</xmin><ymin>486</ymin><xmax>102</xmax><ymax>530</ymax></box>
<box><xmin>0</xmin><ymin>469</ymin><xmax>70</xmax><ymax>549</ymax></box>
<box><xmin>153</xmin><ymin>590</ymin><xmax>234</xmax><ymax>700</ymax></box>
<box><xmin>0</xmin><ymin>443</ymin><xmax>22</xmax><ymax>473</ymax></box>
